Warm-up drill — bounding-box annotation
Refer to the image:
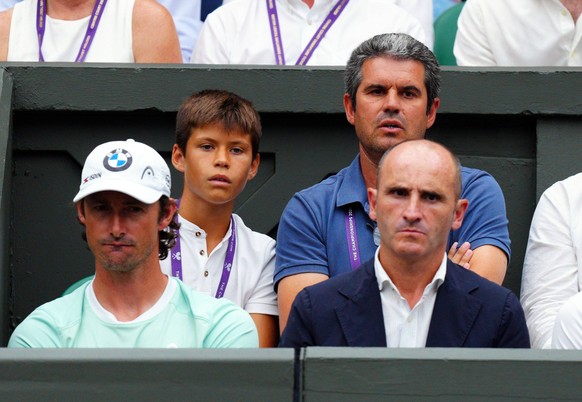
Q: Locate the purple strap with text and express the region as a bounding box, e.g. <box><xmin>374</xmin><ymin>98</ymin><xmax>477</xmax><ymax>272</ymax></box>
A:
<box><xmin>344</xmin><ymin>207</ymin><xmax>361</xmax><ymax>270</ymax></box>
<box><xmin>170</xmin><ymin>199</ymin><xmax>236</xmax><ymax>299</ymax></box>
<box><xmin>267</xmin><ymin>0</ymin><xmax>349</xmax><ymax>65</ymax></box>
<box><xmin>36</xmin><ymin>0</ymin><xmax>108</xmax><ymax>62</ymax></box>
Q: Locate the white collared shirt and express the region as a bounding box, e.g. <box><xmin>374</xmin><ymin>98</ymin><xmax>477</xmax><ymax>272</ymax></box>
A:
<box><xmin>455</xmin><ymin>0</ymin><xmax>582</xmax><ymax>66</ymax></box>
<box><xmin>160</xmin><ymin>214</ymin><xmax>278</xmax><ymax>316</ymax></box>
<box><xmin>191</xmin><ymin>0</ymin><xmax>427</xmax><ymax>65</ymax></box>
<box><xmin>374</xmin><ymin>249</ymin><xmax>446</xmax><ymax>347</ymax></box>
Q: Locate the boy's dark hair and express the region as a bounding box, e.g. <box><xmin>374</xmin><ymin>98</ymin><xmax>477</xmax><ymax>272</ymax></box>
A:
<box><xmin>175</xmin><ymin>89</ymin><xmax>262</xmax><ymax>159</ymax></box>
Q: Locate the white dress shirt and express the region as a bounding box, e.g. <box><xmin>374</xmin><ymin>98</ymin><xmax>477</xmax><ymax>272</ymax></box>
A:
<box><xmin>521</xmin><ymin>172</ymin><xmax>582</xmax><ymax>348</ymax></box>
<box><xmin>160</xmin><ymin>213</ymin><xmax>278</xmax><ymax>316</ymax></box>
<box><xmin>455</xmin><ymin>0</ymin><xmax>582</xmax><ymax>66</ymax></box>
<box><xmin>191</xmin><ymin>0</ymin><xmax>427</xmax><ymax>65</ymax></box>
<box><xmin>374</xmin><ymin>249</ymin><xmax>446</xmax><ymax>347</ymax></box>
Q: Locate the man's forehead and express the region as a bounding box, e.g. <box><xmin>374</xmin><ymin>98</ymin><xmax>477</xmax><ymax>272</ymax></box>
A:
<box><xmin>361</xmin><ymin>56</ymin><xmax>426</xmax><ymax>81</ymax></box>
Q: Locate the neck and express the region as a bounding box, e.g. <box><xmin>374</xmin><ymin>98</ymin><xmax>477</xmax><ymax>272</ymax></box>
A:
<box><xmin>178</xmin><ymin>192</ymin><xmax>233</xmax><ymax>254</ymax></box>
<box><xmin>358</xmin><ymin>148</ymin><xmax>379</xmax><ymax>189</ymax></box>
<box><xmin>302</xmin><ymin>0</ymin><xmax>314</xmax><ymax>8</ymax></box>
<box><xmin>92</xmin><ymin>259</ymin><xmax>168</xmax><ymax>322</ymax></box>
<box><xmin>561</xmin><ymin>0</ymin><xmax>582</xmax><ymax>21</ymax></box>
<box><xmin>46</xmin><ymin>0</ymin><xmax>96</xmax><ymax>20</ymax></box>
<box><xmin>378</xmin><ymin>247</ymin><xmax>442</xmax><ymax>309</ymax></box>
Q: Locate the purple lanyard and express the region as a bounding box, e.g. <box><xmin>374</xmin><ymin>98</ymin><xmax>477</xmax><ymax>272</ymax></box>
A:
<box><xmin>267</xmin><ymin>0</ymin><xmax>349</xmax><ymax>65</ymax></box>
<box><xmin>170</xmin><ymin>201</ymin><xmax>236</xmax><ymax>299</ymax></box>
<box><xmin>344</xmin><ymin>207</ymin><xmax>361</xmax><ymax>270</ymax></box>
<box><xmin>36</xmin><ymin>0</ymin><xmax>108</xmax><ymax>62</ymax></box>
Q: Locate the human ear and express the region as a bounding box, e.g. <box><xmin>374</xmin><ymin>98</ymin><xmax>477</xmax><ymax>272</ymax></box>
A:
<box><xmin>171</xmin><ymin>144</ymin><xmax>185</xmax><ymax>173</ymax></box>
<box><xmin>247</xmin><ymin>153</ymin><xmax>260</xmax><ymax>181</ymax></box>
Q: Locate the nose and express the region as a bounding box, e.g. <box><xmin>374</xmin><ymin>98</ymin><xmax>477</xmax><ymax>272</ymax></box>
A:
<box><xmin>403</xmin><ymin>196</ymin><xmax>422</xmax><ymax>223</ymax></box>
<box><xmin>214</xmin><ymin>146</ymin><xmax>230</xmax><ymax>168</ymax></box>
<box><xmin>382</xmin><ymin>89</ymin><xmax>400</xmax><ymax>114</ymax></box>
<box><xmin>110</xmin><ymin>213</ymin><xmax>126</xmax><ymax>239</ymax></box>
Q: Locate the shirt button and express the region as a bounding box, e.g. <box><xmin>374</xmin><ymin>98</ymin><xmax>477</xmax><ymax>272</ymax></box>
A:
<box><xmin>204</xmin><ymin>271</ymin><xmax>209</xmax><ymax>277</ymax></box>
<box><xmin>407</xmin><ymin>316</ymin><xmax>413</xmax><ymax>323</ymax></box>
<box><xmin>307</xmin><ymin>18</ymin><xmax>313</xmax><ymax>25</ymax></box>
<box><xmin>562</xmin><ymin>9</ymin><xmax>568</xmax><ymax>16</ymax></box>
<box><xmin>199</xmin><ymin>250</ymin><xmax>205</xmax><ymax>256</ymax></box>
<box><xmin>195</xmin><ymin>232</ymin><xmax>201</xmax><ymax>237</ymax></box>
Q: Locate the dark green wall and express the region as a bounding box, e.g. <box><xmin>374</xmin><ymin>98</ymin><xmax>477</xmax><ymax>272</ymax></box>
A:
<box><xmin>4</xmin><ymin>65</ymin><xmax>564</xmax><ymax>337</ymax></box>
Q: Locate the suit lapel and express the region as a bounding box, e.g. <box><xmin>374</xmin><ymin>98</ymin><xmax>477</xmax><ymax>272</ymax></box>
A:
<box><xmin>426</xmin><ymin>261</ymin><xmax>482</xmax><ymax>347</ymax></box>
<box><xmin>335</xmin><ymin>261</ymin><xmax>387</xmax><ymax>346</ymax></box>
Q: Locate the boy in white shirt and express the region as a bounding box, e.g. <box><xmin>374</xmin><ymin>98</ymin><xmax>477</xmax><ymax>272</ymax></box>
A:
<box><xmin>161</xmin><ymin>90</ymin><xmax>278</xmax><ymax>346</ymax></box>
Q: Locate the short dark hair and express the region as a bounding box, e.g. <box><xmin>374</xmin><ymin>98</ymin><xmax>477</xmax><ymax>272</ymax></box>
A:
<box><xmin>344</xmin><ymin>33</ymin><xmax>440</xmax><ymax>114</ymax></box>
<box><xmin>175</xmin><ymin>89</ymin><xmax>262</xmax><ymax>159</ymax></box>
<box><xmin>77</xmin><ymin>196</ymin><xmax>179</xmax><ymax>261</ymax></box>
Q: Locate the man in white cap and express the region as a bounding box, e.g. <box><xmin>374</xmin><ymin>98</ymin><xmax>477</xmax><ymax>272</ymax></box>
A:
<box><xmin>8</xmin><ymin>139</ymin><xmax>258</xmax><ymax>348</ymax></box>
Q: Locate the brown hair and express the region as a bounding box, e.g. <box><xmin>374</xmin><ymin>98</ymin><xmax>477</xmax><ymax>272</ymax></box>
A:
<box><xmin>175</xmin><ymin>89</ymin><xmax>262</xmax><ymax>159</ymax></box>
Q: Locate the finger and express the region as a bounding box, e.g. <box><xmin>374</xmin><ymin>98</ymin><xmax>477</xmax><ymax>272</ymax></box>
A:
<box><xmin>448</xmin><ymin>242</ymin><xmax>459</xmax><ymax>259</ymax></box>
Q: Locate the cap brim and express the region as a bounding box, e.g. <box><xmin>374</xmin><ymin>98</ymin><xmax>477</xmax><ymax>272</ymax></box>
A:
<box><xmin>73</xmin><ymin>180</ymin><xmax>164</xmax><ymax>204</ymax></box>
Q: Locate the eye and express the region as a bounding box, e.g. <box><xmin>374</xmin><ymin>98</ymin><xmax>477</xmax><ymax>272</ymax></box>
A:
<box><xmin>200</xmin><ymin>144</ymin><xmax>214</xmax><ymax>151</ymax></box>
<box><xmin>390</xmin><ymin>188</ymin><xmax>407</xmax><ymax>197</ymax></box>
<box><xmin>424</xmin><ymin>193</ymin><xmax>440</xmax><ymax>201</ymax></box>
<box><xmin>230</xmin><ymin>147</ymin><xmax>244</xmax><ymax>155</ymax></box>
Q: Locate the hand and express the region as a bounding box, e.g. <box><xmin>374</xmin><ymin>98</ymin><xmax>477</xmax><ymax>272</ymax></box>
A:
<box><xmin>448</xmin><ymin>241</ymin><xmax>473</xmax><ymax>269</ymax></box>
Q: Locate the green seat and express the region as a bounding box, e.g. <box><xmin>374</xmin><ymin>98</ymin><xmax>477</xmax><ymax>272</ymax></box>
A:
<box><xmin>62</xmin><ymin>275</ymin><xmax>94</xmax><ymax>296</ymax></box>
<box><xmin>433</xmin><ymin>2</ymin><xmax>466</xmax><ymax>66</ymax></box>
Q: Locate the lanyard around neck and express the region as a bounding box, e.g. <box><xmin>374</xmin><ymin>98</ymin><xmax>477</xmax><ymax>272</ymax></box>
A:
<box><xmin>344</xmin><ymin>207</ymin><xmax>361</xmax><ymax>270</ymax></box>
<box><xmin>36</xmin><ymin>0</ymin><xmax>108</xmax><ymax>62</ymax></box>
<box><xmin>266</xmin><ymin>0</ymin><xmax>349</xmax><ymax>65</ymax></box>
<box><xmin>170</xmin><ymin>200</ymin><xmax>237</xmax><ymax>299</ymax></box>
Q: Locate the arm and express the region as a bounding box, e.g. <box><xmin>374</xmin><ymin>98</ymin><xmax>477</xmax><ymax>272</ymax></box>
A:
<box><xmin>496</xmin><ymin>291</ymin><xmax>531</xmax><ymax>348</ymax></box>
<box><xmin>250</xmin><ymin>313</ymin><xmax>279</xmax><ymax>347</ymax></box>
<box><xmin>132</xmin><ymin>0</ymin><xmax>182</xmax><ymax>63</ymax></box>
<box><xmin>551</xmin><ymin>292</ymin><xmax>582</xmax><ymax>349</ymax></box>
<box><xmin>277</xmin><ymin>273</ymin><xmax>328</xmax><ymax>335</ymax></box>
<box><xmin>205</xmin><ymin>301</ymin><xmax>259</xmax><ymax>348</ymax></box>
<box><xmin>452</xmin><ymin>169</ymin><xmax>510</xmax><ymax>284</ymax></box>
<box><xmin>155</xmin><ymin>0</ymin><xmax>202</xmax><ymax>62</ymax></box>
<box><xmin>279</xmin><ymin>288</ymin><xmax>316</xmax><ymax>348</ymax></box>
<box><xmin>0</xmin><ymin>9</ymin><xmax>12</xmax><ymax>61</ymax></box>
<box><xmin>521</xmin><ymin>182</ymin><xmax>579</xmax><ymax>348</ymax></box>
<box><xmin>453</xmin><ymin>0</ymin><xmax>497</xmax><ymax>66</ymax></box>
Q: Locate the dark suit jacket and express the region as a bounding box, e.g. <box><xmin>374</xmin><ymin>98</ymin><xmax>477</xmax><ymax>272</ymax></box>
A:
<box><xmin>279</xmin><ymin>259</ymin><xmax>530</xmax><ymax>348</ymax></box>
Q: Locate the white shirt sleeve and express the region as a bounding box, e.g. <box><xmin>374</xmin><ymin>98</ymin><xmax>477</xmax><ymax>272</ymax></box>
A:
<box><xmin>552</xmin><ymin>292</ymin><xmax>582</xmax><ymax>349</ymax></box>
<box><xmin>521</xmin><ymin>180</ymin><xmax>581</xmax><ymax>348</ymax></box>
<box><xmin>453</xmin><ymin>0</ymin><xmax>497</xmax><ymax>66</ymax></box>
<box><xmin>0</xmin><ymin>0</ymin><xmax>20</xmax><ymax>12</ymax></box>
<box><xmin>393</xmin><ymin>0</ymin><xmax>434</xmax><ymax>49</ymax></box>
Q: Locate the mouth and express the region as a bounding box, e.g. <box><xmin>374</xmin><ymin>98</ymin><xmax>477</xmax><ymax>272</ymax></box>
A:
<box><xmin>378</xmin><ymin>119</ymin><xmax>404</xmax><ymax>131</ymax></box>
<box><xmin>209</xmin><ymin>175</ymin><xmax>231</xmax><ymax>184</ymax></box>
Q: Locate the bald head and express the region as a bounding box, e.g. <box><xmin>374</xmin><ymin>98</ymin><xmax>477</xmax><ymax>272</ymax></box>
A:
<box><xmin>368</xmin><ymin>139</ymin><xmax>468</xmax><ymax>264</ymax></box>
<box><xmin>377</xmin><ymin>140</ymin><xmax>462</xmax><ymax>200</ymax></box>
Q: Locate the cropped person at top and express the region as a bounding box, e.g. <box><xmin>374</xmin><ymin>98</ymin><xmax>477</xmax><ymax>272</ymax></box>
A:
<box><xmin>191</xmin><ymin>0</ymin><xmax>428</xmax><ymax>65</ymax></box>
<box><xmin>160</xmin><ymin>90</ymin><xmax>279</xmax><ymax>347</ymax></box>
<box><xmin>0</xmin><ymin>0</ymin><xmax>182</xmax><ymax>62</ymax></box>
<box><xmin>8</xmin><ymin>139</ymin><xmax>257</xmax><ymax>348</ymax></box>
<box><xmin>454</xmin><ymin>0</ymin><xmax>582</xmax><ymax>66</ymax></box>
<box><xmin>275</xmin><ymin>33</ymin><xmax>511</xmax><ymax>332</ymax></box>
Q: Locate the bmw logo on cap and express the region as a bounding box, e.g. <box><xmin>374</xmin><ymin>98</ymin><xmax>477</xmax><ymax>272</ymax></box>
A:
<box><xmin>103</xmin><ymin>148</ymin><xmax>133</xmax><ymax>172</ymax></box>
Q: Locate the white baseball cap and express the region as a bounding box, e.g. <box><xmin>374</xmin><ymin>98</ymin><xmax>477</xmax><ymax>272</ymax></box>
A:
<box><xmin>73</xmin><ymin>139</ymin><xmax>171</xmax><ymax>204</ymax></box>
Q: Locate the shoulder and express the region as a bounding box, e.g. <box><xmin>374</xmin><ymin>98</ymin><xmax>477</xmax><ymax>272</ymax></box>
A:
<box><xmin>447</xmin><ymin>262</ymin><xmax>514</xmax><ymax>302</ymax></box>
<box><xmin>232</xmin><ymin>214</ymin><xmax>275</xmax><ymax>249</ymax></box>
<box><xmin>8</xmin><ymin>286</ymin><xmax>86</xmax><ymax>347</ymax></box>
<box><xmin>541</xmin><ymin>172</ymin><xmax>582</xmax><ymax>201</ymax></box>
<box><xmin>132</xmin><ymin>0</ymin><xmax>173</xmax><ymax>24</ymax></box>
<box><xmin>288</xmin><ymin>160</ymin><xmax>358</xmax><ymax>206</ymax></box>
<box><xmin>460</xmin><ymin>165</ymin><xmax>504</xmax><ymax>197</ymax></box>
<box><xmin>302</xmin><ymin>261</ymin><xmax>374</xmax><ymax>299</ymax></box>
